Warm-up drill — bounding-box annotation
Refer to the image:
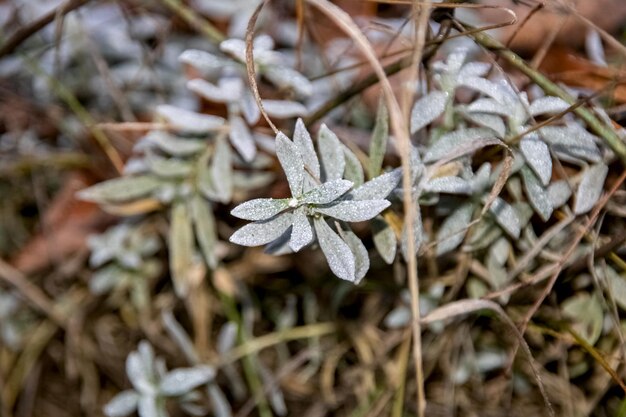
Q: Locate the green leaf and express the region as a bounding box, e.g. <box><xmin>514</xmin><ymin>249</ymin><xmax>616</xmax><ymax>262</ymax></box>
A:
<box><xmin>231</xmin><ymin>198</ymin><xmax>290</xmax><ymax>221</ymax></box>
<box><xmin>77</xmin><ymin>175</ymin><xmax>162</xmax><ymax>204</ymax></box>
<box><xmin>520</xmin><ymin>166</ymin><xmax>553</xmax><ymax>221</ymax></box>
<box><xmin>562</xmin><ymin>293</ymin><xmax>603</xmax><ymax>345</ymax></box>
<box><xmin>436</xmin><ymin>201</ymin><xmax>474</xmax><ymax>255</ymax></box>
<box><xmin>372</xmin><ymin>216</ymin><xmax>397</xmax><ymax>264</ymax></box>
<box><xmin>276</xmin><ymin>132</ymin><xmax>305</xmax><ymax>197</ymax></box>
<box><xmin>314</xmin><ymin>217</ymin><xmax>355</xmax><ymax>282</ymax></box>
<box><xmin>211</xmin><ymin>135</ymin><xmax>233</xmax><ymax>203</ymax></box>
<box><xmin>574</xmin><ymin>163</ymin><xmax>608</xmax><ymax>215</ymax></box>
<box><xmin>145</xmin><ymin>131</ymin><xmax>206</xmax><ymax>156</ymax></box>
<box><xmin>301</xmin><ymin>179</ymin><xmax>353</xmax><ymax>205</ymax></box>
<box><xmin>170</xmin><ymin>202</ymin><xmax>195</xmax><ymax>297</ymax></box>
<box><xmin>314</xmin><ymin>200</ymin><xmax>390</xmax><ymax>222</ymax></box>
<box><xmin>293</xmin><ymin>118</ymin><xmax>320</xmax><ymax>180</ymax></box>
<box><xmin>410</xmin><ymin>91</ymin><xmax>448</xmax><ymax>134</ymax></box>
<box><xmin>339</xmin><ymin>227</ymin><xmax>369</xmax><ymax>284</ymax></box>
<box><xmin>157</xmin><ymin>104</ymin><xmax>225</xmax><ymax>133</ymax></box>
<box><xmin>159</xmin><ymin>366</ymin><xmax>215</xmax><ymax>396</ymax></box>
<box><xmin>350</xmin><ymin>168</ymin><xmax>401</xmax><ymax>201</ymax></box>
<box><xmin>488</xmin><ymin>197</ymin><xmax>521</xmax><ymax>239</ymax></box>
<box><xmin>148</xmin><ymin>156</ymin><xmax>193</xmax><ymax>178</ymax></box>
<box><xmin>191</xmin><ymin>195</ymin><xmax>218</xmax><ymax>269</ymax></box>
<box><xmin>229</xmin><ymin>115</ymin><xmax>256</xmax><ymax>162</ymax></box>
<box><xmin>229</xmin><ymin>212</ymin><xmax>294</xmax><ymax>247</ymax></box>
<box><xmin>318</xmin><ymin>124</ymin><xmax>345</xmax><ymax>182</ymax></box>
<box><xmin>104</xmin><ymin>390</ymin><xmax>139</xmax><ymax>417</ymax></box>
<box><xmin>369</xmin><ymin>99</ymin><xmax>388</xmax><ymax>178</ymax></box>
<box><xmin>289</xmin><ymin>206</ymin><xmax>313</xmax><ymax>252</ymax></box>
<box><xmin>342</xmin><ymin>144</ymin><xmax>364</xmax><ymax>187</ymax></box>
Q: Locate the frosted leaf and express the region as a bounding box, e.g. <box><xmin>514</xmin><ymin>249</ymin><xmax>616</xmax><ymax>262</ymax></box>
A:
<box><xmin>457</xmin><ymin>61</ymin><xmax>491</xmax><ymax>80</ymax></box>
<box><xmin>156</xmin><ymin>105</ymin><xmax>225</xmax><ymax>133</ymax></box>
<box><xmin>208</xmin><ymin>385</ymin><xmax>233</xmax><ymax>417</ymax></box>
<box><xmin>126</xmin><ymin>348</ymin><xmax>155</xmax><ymax>396</ymax></box>
<box><xmin>104</xmin><ymin>390</ymin><xmax>139</xmax><ymax>417</ymax></box>
<box><xmin>424</xmin><ymin>176</ymin><xmax>472</xmax><ymax>195</ymax></box>
<box><xmin>262</xmin><ymin>100</ymin><xmax>308</xmax><ymax>118</ymax></box>
<box><xmin>372</xmin><ymin>217</ymin><xmax>397</xmax><ymax>264</ymax></box>
<box><xmin>229</xmin><ymin>115</ymin><xmax>256</xmax><ymax>162</ymax></box>
<box><xmin>466</xmin><ymin>98</ymin><xmax>508</xmax><ymax>117</ymax></box>
<box><xmin>159</xmin><ymin>366</ymin><xmax>215</xmax><ymax>396</ymax></box>
<box><xmin>318</xmin><ymin>124</ymin><xmax>345</xmax><ymax>181</ymax></box>
<box><xmin>293</xmin><ymin>118</ymin><xmax>320</xmax><ymax>179</ymax></box>
<box><xmin>528</xmin><ymin>96</ymin><xmax>570</xmax><ymax>117</ymax></box>
<box><xmin>342</xmin><ymin>144</ymin><xmax>364</xmax><ymax>187</ymax></box>
<box><xmin>144</xmin><ymin>131</ymin><xmax>205</xmax><ymax>156</ymax></box>
<box><xmin>460</xmin><ymin>77</ymin><xmax>507</xmax><ymax>104</ymax></box>
<box><xmin>547</xmin><ymin>180</ymin><xmax>572</xmax><ymax>208</ymax></box>
<box><xmin>231</xmin><ymin>198</ymin><xmax>290</xmax><ymax>221</ymax></box>
<box><xmin>301</xmin><ymin>179</ymin><xmax>353</xmax><ymax>204</ymax></box>
<box><xmin>219</xmin><ymin>38</ymin><xmax>247</xmax><ymax>62</ymax></box>
<box><xmin>264</xmin><ymin>66</ymin><xmax>313</xmax><ymax>97</ymax></box>
<box><xmin>424</xmin><ymin>128</ymin><xmax>494</xmax><ymax>163</ymax></box>
<box><xmin>603</xmin><ymin>266</ymin><xmax>626</xmax><ymax>311</ymax></box>
<box><xmin>436</xmin><ymin>201</ymin><xmax>474</xmax><ymax>255</ymax></box>
<box><xmin>241</xmin><ymin>89</ymin><xmax>261</xmax><ymax>124</ymax></box>
<box><xmin>574</xmin><ymin>163</ymin><xmax>608</xmax><ymax>214</ymax></box>
<box><xmin>211</xmin><ymin>135</ymin><xmax>233</xmax><ymax>203</ymax></box>
<box><xmin>179</xmin><ymin>49</ymin><xmax>229</xmax><ymax>72</ymax></box>
<box><xmin>410</xmin><ymin>91</ymin><xmax>447</xmax><ymax>134</ymax></box>
<box><xmin>276</xmin><ymin>132</ymin><xmax>304</xmax><ymax>196</ymax></box>
<box><xmin>314</xmin><ymin>200</ymin><xmax>390</xmax><ymax>222</ymax></box>
<box><xmin>229</xmin><ymin>212</ymin><xmax>294</xmax><ymax>247</ymax></box>
<box><xmin>187</xmin><ymin>78</ymin><xmax>239</xmax><ymax>103</ymax></box>
<box><xmin>314</xmin><ymin>217</ymin><xmax>356</xmax><ymax>282</ymax></box>
<box><xmin>148</xmin><ymin>156</ymin><xmax>193</xmax><ymax>178</ymax></box>
<box><xmin>170</xmin><ymin>202</ymin><xmax>194</xmax><ymax>298</ymax></box>
<box><xmin>470</xmin><ymin>163</ymin><xmax>492</xmax><ymax>192</ymax></box>
<box><xmin>462</xmin><ymin>112</ymin><xmax>506</xmax><ymax>138</ymax></box>
<box><xmin>540</xmin><ymin>125</ymin><xmax>602</xmax><ymax>162</ymax></box>
<box><xmin>520</xmin><ymin>166</ymin><xmax>553</xmax><ymax>221</ymax></box>
<box><xmin>339</xmin><ymin>227</ymin><xmax>369</xmax><ymax>284</ymax></box>
<box><xmin>350</xmin><ymin>168</ymin><xmax>401</xmax><ymax>201</ymax></box>
<box><xmin>191</xmin><ymin>195</ymin><xmax>218</xmax><ymax>269</ymax></box>
<box><xmin>77</xmin><ymin>176</ymin><xmax>161</xmax><ymax>204</ymax></box>
<box><xmin>369</xmin><ymin>99</ymin><xmax>388</xmax><ymax>178</ymax></box>
<box><xmin>520</xmin><ymin>134</ymin><xmax>552</xmax><ymax>186</ymax></box>
<box><xmin>562</xmin><ymin>293</ymin><xmax>603</xmax><ymax>345</ymax></box>
<box><xmin>289</xmin><ymin>207</ymin><xmax>313</xmax><ymax>252</ymax></box>
<box><xmin>488</xmin><ymin>197</ymin><xmax>520</xmax><ymax>238</ymax></box>
<box><xmin>401</xmin><ymin>204</ymin><xmax>424</xmax><ymax>260</ymax></box>
<box><xmin>137</xmin><ymin>396</ymin><xmax>159</xmax><ymax>417</ymax></box>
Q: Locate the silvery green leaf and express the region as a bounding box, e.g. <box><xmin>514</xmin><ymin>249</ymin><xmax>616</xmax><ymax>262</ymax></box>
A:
<box><xmin>457</xmin><ymin>61</ymin><xmax>491</xmax><ymax>80</ymax></box>
<box><xmin>462</xmin><ymin>112</ymin><xmax>506</xmax><ymax>138</ymax></box>
<box><xmin>145</xmin><ymin>131</ymin><xmax>206</xmax><ymax>156</ymax></box>
<box><xmin>520</xmin><ymin>134</ymin><xmax>552</xmax><ymax>186</ymax></box>
<box><xmin>314</xmin><ymin>217</ymin><xmax>356</xmax><ymax>282</ymax></box>
<box><xmin>289</xmin><ymin>207</ymin><xmax>313</xmax><ymax>252</ymax></box>
<box><xmin>170</xmin><ymin>202</ymin><xmax>195</xmax><ymax>298</ymax></box>
<box><xmin>179</xmin><ymin>49</ymin><xmax>229</xmax><ymax>72</ymax></box>
<box><xmin>339</xmin><ymin>227</ymin><xmax>369</xmax><ymax>284</ymax></box>
<box><xmin>424</xmin><ymin>128</ymin><xmax>494</xmax><ymax>163</ymax></box>
<box><xmin>369</xmin><ymin>99</ymin><xmax>388</xmax><ymax>178</ymax></box>
<box><xmin>211</xmin><ymin>135</ymin><xmax>233</xmax><ymax>203</ymax></box>
<box><xmin>520</xmin><ymin>166</ymin><xmax>553</xmax><ymax>221</ymax></box>
<box><xmin>460</xmin><ymin>77</ymin><xmax>508</xmax><ymax>104</ymax></box>
<box><xmin>191</xmin><ymin>196</ymin><xmax>218</xmax><ymax>269</ymax></box>
<box><xmin>241</xmin><ymin>89</ymin><xmax>261</xmax><ymax>125</ymax></box>
<box><xmin>208</xmin><ymin>384</ymin><xmax>233</xmax><ymax>417</ymax></box>
<box><xmin>126</xmin><ymin>350</ymin><xmax>156</xmax><ymax>396</ymax></box>
<box><xmin>574</xmin><ymin>163</ymin><xmax>608</xmax><ymax>214</ymax></box>
<box><xmin>603</xmin><ymin>266</ymin><xmax>626</xmax><ymax>311</ymax></box>
<box><xmin>350</xmin><ymin>168</ymin><xmax>401</xmax><ymax>201</ymax></box>
<box><xmin>293</xmin><ymin>118</ymin><xmax>320</xmax><ymax>180</ymax></box>
<box><xmin>547</xmin><ymin>180</ymin><xmax>571</xmax><ymax>208</ymax></box>
<box><xmin>342</xmin><ymin>145</ymin><xmax>364</xmax><ymax>187</ymax></box>
<box><xmin>232</xmin><ymin>171</ymin><xmax>274</xmax><ymax>189</ymax></box>
<box><xmin>540</xmin><ymin>125</ymin><xmax>602</xmax><ymax>162</ymax></box>
<box><xmin>148</xmin><ymin>156</ymin><xmax>193</xmax><ymax>178</ymax></box>
<box><xmin>410</xmin><ymin>91</ymin><xmax>448</xmax><ymax>134</ymax></box>
<box><xmin>424</xmin><ymin>176</ymin><xmax>472</xmax><ymax>195</ymax></box>
<box><xmin>137</xmin><ymin>395</ymin><xmax>160</xmax><ymax>417</ymax></box>
<box><xmin>465</xmin><ymin>217</ymin><xmax>502</xmax><ymax>251</ymax></box>
<box><xmin>156</xmin><ymin>105</ymin><xmax>225</xmax><ymax>133</ymax></box>
<box><xmin>264</xmin><ymin>66</ymin><xmax>313</xmax><ymax>97</ymax></box>
<box><xmin>77</xmin><ymin>176</ymin><xmax>161</xmax><ymax>204</ymax></box>
<box><xmin>262</xmin><ymin>100</ymin><xmax>308</xmax><ymax>118</ymax></box>
<box><xmin>104</xmin><ymin>390</ymin><xmax>139</xmax><ymax>417</ymax></box>
<box><xmin>528</xmin><ymin>96</ymin><xmax>570</xmax><ymax>117</ymax></box>
<box><xmin>314</xmin><ymin>200</ymin><xmax>390</xmax><ymax>222</ymax></box>
<box><xmin>90</xmin><ymin>265</ymin><xmax>124</xmax><ymax>295</ymax></box>
<box><xmin>229</xmin><ymin>212</ymin><xmax>294</xmax><ymax>247</ymax></box>
<box><xmin>488</xmin><ymin>197</ymin><xmax>521</xmax><ymax>239</ymax></box>
<box><xmin>219</xmin><ymin>38</ymin><xmax>246</xmax><ymax>61</ymax></box>
<box><xmin>466</xmin><ymin>98</ymin><xmax>508</xmax><ymax>117</ymax></box>
<box><xmin>470</xmin><ymin>163</ymin><xmax>492</xmax><ymax>193</ymax></box>
<box><xmin>318</xmin><ymin>124</ymin><xmax>345</xmax><ymax>182</ymax></box>
<box><xmin>401</xmin><ymin>204</ymin><xmax>424</xmax><ymax>260</ymax></box>
<box><xmin>436</xmin><ymin>201</ymin><xmax>474</xmax><ymax>255</ymax></box>
<box><xmin>562</xmin><ymin>293</ymin><xmax>603</xmax><ymax>345</ymax></box>
<box><xmin>159</xmin><ymin>366</ymin><xmax>216</xmax><ymax>396</ymax></box>
<box><xmin>187</xmin><ymin>78</ymin><xmax>237</xmax><ymax>103</ymax></box>
<box><xmin>263</xmin><ymin>227</ymin><xmax>294</xmax><ymax>255</ymax></box>
<box><xmin>276</xmin><ymin>132</ymin><xmax>304</xmax><ymax>197</ymax></box>
<box><xmin>301</xmin><ymin>179</ymin><xmax>352</xmax><ymax>205</ymax></box>
<box><xmin>229</xmin><ymin>115</ymin><xmax>256</xmax><ymax>162</ymax></box>
<box><xmin>231</xmin><ymin>198</ymin><xmax>290</xmax><ymax>221</ymax></box>
<box><xmin>372</xmin><ymin>217</ymin><xmax>397</xmax><ymax>264</ymax></box>
<box><xmin>384</xmin><ymin>306</ymin><xmax>411</xmax><ymax>329</ymax></box>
